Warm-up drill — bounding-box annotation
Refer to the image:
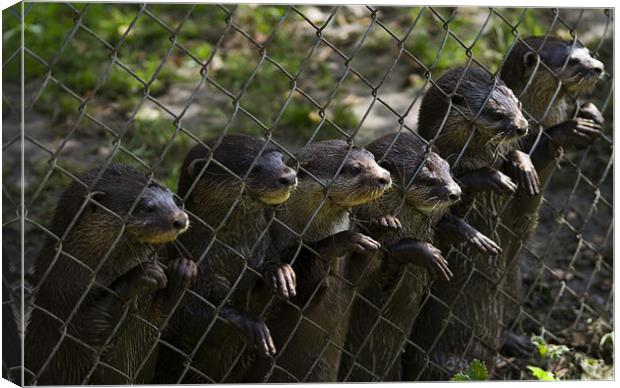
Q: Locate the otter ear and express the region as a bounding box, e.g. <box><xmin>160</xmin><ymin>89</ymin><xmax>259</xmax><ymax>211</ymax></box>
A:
<box><xmin>88</xmin><ymin>190</ymin><xmax>106</xmax><ymax>212</ymax></box>
<box><xmin>523</xmin><ymin>51</ymin><xmax>538</xmax><ymax>69</ymax></box>
<box><xmin>187</xmin><ymin>158</ymin><xmax>208</xmax><ymax>179</ymax></box>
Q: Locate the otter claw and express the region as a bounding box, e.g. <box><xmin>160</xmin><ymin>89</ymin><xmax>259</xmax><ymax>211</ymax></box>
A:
<box><xmin>389</xmin><ymin>239</ymin><xmax>452</xmax><ymax>281</ymax></box>
<box><xmin>470</xmin><ymin>232</ymin><xmax>501</xmax><ymax>256</ymax></box>
<box><xmin>131</xmin><ymin>262</ymin><xmax>168</xmax><ymax>290</ymax></box>
<box><xmin>497</xmin><ymin>173</ymin><xmax>518</xmax><ymax>194</ymax></box>
<box><xmin>373</xmin><ymin>215</ymin><xmax>402</xmax><ymax>230</ymax></box>
<box><xmin>509</xmin><ymin>150</ymin><xmax>540</xmax><ymax>196</ymax></box>
<box><xmin>458</xmin><ymin>167</ymin><xmax>516</xmax><ymax>195</ymax></box>
<box><xmin>247</xmin><ymin>319</ymin><xmax>276</xmax><ymax>357</ymax></box>
<box><xmin>265</xmin><ymin>263</ymin><xmax>296</xmax><ymax>299</ymax></box>
<box><xmin>353</xmin><ymin>234</ymin><xmax>381</xmax><ymax>252</ymax></box>
<box><xmin>549</xmin><ymin>118</ymin><xmax>602</xmax><ymax>149</ymax></box>
<box><xmin>166</xmin><ymin>258</ymin><xmax>198</xmax><ymax>290</ymax></box>
<box><xmin>338</xmin><ymin>231</ymin><xmax>381</xmax><ymax>253</ymax></box>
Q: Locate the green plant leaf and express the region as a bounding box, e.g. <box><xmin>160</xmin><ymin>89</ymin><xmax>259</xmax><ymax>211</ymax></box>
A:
<box><xmin>527</xmin><ymin>366</ymin><xmax>557</xmax><ymax>381</ymax></box>
<box><xmin>531</xmin><ymin>335</ymin><xmax>549</xmax><ymax>358</ymax></box>
<box><xmin>450</xmin><ymin>359</ymin><xmax>488</xmax><ymax>381</ymax></box>
<box><xmin>468</xmin><ymin>359</ymin><xmax>489</xmax><ymax>380</ymax></box>
<box><xmin>450</xmin><ymin>373</ymin><xmax>470</xmax><ymax>381</ymax></box>
<box><xmin>600</xmin><ymin>332</ymin><xmax>613</xmax><ymax>348</ymax></box>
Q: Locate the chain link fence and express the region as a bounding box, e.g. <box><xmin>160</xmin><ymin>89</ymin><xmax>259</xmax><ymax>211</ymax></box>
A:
<box><xmin>2</xmin><ymin>2</ymin><xmax>614</xmax><ymax>384</ymax></box>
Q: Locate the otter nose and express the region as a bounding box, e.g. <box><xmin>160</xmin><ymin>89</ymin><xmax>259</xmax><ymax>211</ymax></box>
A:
<box><xmin>514</xmin><ymin>118</ymin><xmax>529</xmax><ymax>136</ymax></box>
<box><xmin>377</xmin><ymin>171</ymin><xmax>392</xmax><ymax>187</ymax></box>
<box><xmin>277</xmin><ymin>169</ymin><xmax>297</xmax><ymax>187</ymax></box>
<box><xmin>172</xmin><ymin>212</ymin><xmax>189</xmax><ymax>231</ymax></box>
<box><xmin>447</xmin><ymin>185</ymin><xmax>462</xmax><ymax>202</ymax></box>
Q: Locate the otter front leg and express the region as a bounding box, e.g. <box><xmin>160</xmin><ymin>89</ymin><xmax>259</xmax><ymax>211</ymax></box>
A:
<box><xmin>220</xmin><ymin>306</ymin><xmax>276</xmax><ymax>357</ymax></box>
<box><xmin>457</xmin><ymin>167</ymin><xmax>517</xmax><ymax>195</ymax></box>
<box><xmin>388</xmin><ymin>239</ymin><xmax>452</xmax><ymax>281</ymax></box>
<box><xmin>436</xmin><ymin>214</ymin><xmax>501</xmax><ymax>256</ymax></box>
<box><xmin>507</xmin><ymin>150</ymin><xmax>540</xmax><ymax>196</ymax></box>
<box><xmin>154</xmin><ymin>258</ymin><xmax>198</xmax><ymax>316</ymax></box>
<box><xmin>80</xmin><ymin>262</ymin><xmax>167</xmax><ymax>346</ymax></box>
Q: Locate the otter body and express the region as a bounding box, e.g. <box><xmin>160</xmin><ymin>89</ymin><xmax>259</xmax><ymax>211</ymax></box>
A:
<box><xmin>25</xmin><ymin>164</ymin><xmax>191</xmax><ymax>385</ymax></box>
<box><xmin>243</xmin><ymin>140</ymin><xmax>391</xmax><ymax>382</ymax></box>
<box><xmin>339</xmin><ymin>132</ymin><xmax>460</xmax><ymax>382</ymax></box>
<box><xmin>154</xmin><ymin>134</ymin><xmax>297</xmax><ymax>384</ymax></box>
<box><xmin>409</xmin><ymin>66</ymin><xmax>530</xmax><ymax>379</ymax></box>
<box><xmin>498</xmin><ymin>37</ymin><xmax>605</xmax><ymax>355</ymax></box>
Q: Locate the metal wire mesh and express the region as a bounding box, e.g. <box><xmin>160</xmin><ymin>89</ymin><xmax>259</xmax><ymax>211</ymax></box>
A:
<box><xmin>2</xmin><ymin>3</ymin><xmax>614</xmax><ymax>384</ymax></box>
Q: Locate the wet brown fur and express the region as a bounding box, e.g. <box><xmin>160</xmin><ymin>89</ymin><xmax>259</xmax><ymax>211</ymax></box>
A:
<box><xmin>339</xmin><ymin>132</ymin><xmax>458</xmax><ymax>381</ymax></box>
<box><xmin>25</xmin><ymin>164</ymin><xmax>187</xmax><ymax>385</ymax></box>
<box><xmin>155</xmin><ymin>134</ymin><xmax>296</xmax><ymax>383</ymax></box>
<box><xmin>243</xmin><ymin>140</ymin><xmax>391</xmax><ymax>382</ymax></box>
<box><xmin>410</xmin><ymin>66</ymin><xmax>528</xmax><ymax>379</ymax></box>
<box><xmin>498</xmin><ymin>37</ymin><xmax>605</xmax><ymax>353</ymax></box>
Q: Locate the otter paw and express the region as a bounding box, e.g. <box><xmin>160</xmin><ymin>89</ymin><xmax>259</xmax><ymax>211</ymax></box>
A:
<box><xmin>264</xmin><ymin>263</ymin><xmax>296</xmax><ymax>299</ymax></box>
<box><xmin>346</xmin><ymin>232</ymin><xmax>381</xmax><ymax>253</ymax></box>
<box><xmin>372</xmin><ymin>215</ymin><xmax>402</xmax><ymax>230</ymax></box>
<box><xmin>419</xmin><ymin>243</ymin><xmax>452</xmax><ymax>282</ymax></box>
<box><xmin>389</xmin><ymin>240</ymin><xmax>452</xmax><ymax>281</ymax></box>
<box><xmin>578</xmin><ymin>102</ymin><xmax>605</xmax><ymax>125</ymax></box>
<box><xmin>549</xmin><ymin>118</ymin><xmax>602</xmax><ymax>149</ymax></box>
<box><xmin>500</xmin><ymin>332</ymin><xmax>536</xmax><ymax>358</ymax></box>
<box><xmin>128</xmin><ymin>262</ymin><xmax>167</xmax><ymax>291</ymax></box>
<box><xmin>509</xmin><ymin>150</ymin><xmax>540</xmax><ymax>196</ymax></box>
<box><xmin>467</xmin><ymin>230</ymin><xmax>501</xmax><ymax>256</ymax></box>
<box><xmin>489</xmin><ymin>170</ymin><xmax>518</xmax><ymax>195</ymax></box>
<box><xmin>458</xmin><ymin>167</ymin><xmax>516</xmax><ymax>195</ymax></box>
<box><xmin>241</xmin><ymin>317</ymin><xmax>276</xmax><ymax>357</ymax></box>
<box><xmin>165</xmin><ymin>258</ymin><xmax>198</xmax><ymax>291</ymax></box>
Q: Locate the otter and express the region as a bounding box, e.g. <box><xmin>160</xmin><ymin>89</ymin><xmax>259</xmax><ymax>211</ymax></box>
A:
<box><xmin>24</xmin><ymin>163</ymin><xmax>193</xmax><ymax>385</ymax></box>
<box><xmin>498</xmin><ymin>36</ymin><xmax>605</xmax><ymax>356</ymax></box>
<box><xmin>338</xmin><ymin>132</ymin><xmax>501</xmax><ymax>382</ymax></box>
<box><xmin>406</xmin><ymin>66</ymin><xmax>531</xmax><ymax>379</ymax></box>
<box><xmin>242</xmin><ymin>139</ymin><xmax>391</xmax><ymax>382</ymax></box>
<box><xmin>153</xmin><ymin>134</ymin><xmax>298</xmax><ymax>384</ymax></box>
<box><xmin>337</xmin><ymin>132</ymin><xmax>459</xmax><ymax>382</ymax></box>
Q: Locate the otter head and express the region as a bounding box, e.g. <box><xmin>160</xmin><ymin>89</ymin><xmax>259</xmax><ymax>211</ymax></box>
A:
<box><xmin>367</xmin><ymin>133</ymin><xmax>461</xmax><ymax>214</ymax></box>
<box><xmin>519</xmin><ymin>37</ymin><xmax>604</xmax><ymax>95</ymax></box>
<box><xmin>179</xmin><ymin>134</ymin><xmax>297</xmax><ymax>207</ymax></box>
<box><xmin>419</xmin><ymin>67</ymin><xmax>529</xmax><ymax>147</ymax></box>
<box><xmin>83</xmin><ymin>164</ymin><xmax>189</xmax><ymax>245</ymax></box>
<box><xmin>296</xmin><ymin>140</ymin><xmax>392</xmax><ymax>208</ymax></box>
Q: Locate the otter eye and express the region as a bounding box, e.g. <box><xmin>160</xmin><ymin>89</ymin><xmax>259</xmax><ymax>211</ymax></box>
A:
<box><xmin>141</xmin><ymin>203</ymin><xmax>156</xmax><ymax>213</ymax></box>
<box><xmin>348</xmin><ymin>165</ymin><xmax>361</xmax><ymax>176</ymax></box>
<box><xmin>485</xmin><ymin>110</ymin><xmax>505</xmax><ymax>122</ymax></box>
